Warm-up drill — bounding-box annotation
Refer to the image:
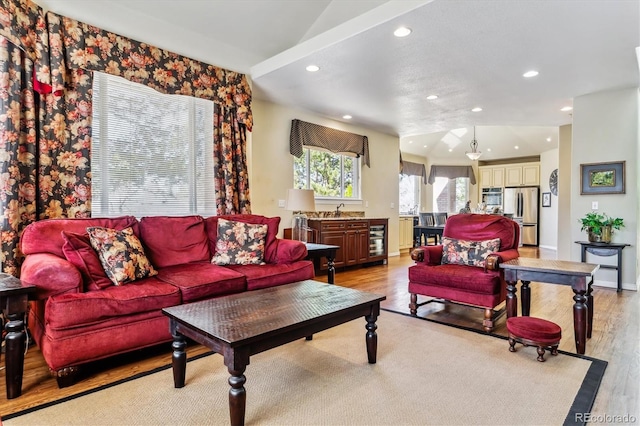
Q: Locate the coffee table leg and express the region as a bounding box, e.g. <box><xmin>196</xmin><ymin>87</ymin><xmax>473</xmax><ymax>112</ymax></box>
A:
<box><xmin>171</xmin><ymin>332</ymin><xmax>187</xmax><ymax>388</ymax></box>
<box><xmin>227</xmin><ymin>350</ymin><xmax>249</xmax><ymax>426</ymax></box>
<box><xmin>365</xmin><ymin>304</ymin><xmax>380</xmax><ymax>364</ymax></box>
<box><xmin>327</xmin><ymin>254</ymin><xmax>336</xmax><ymax>285</ymax></box>
<box><xmin>586</xmin><ymin>282</ymin><xmax>594</xmax><ymax>339</ymax></box>
<box><xmin>572</xmin><ymin>289</ymin><xmax>588</xmax><ymax>355</ymax></box>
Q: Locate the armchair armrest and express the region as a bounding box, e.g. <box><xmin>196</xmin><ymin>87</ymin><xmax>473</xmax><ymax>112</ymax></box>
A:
<box><xmin>485</xmin><ymin>248</ymin><xmax>519</xmax><ymax>271</ymax></box>
<box><xmin>410</xmin><ymin>245</ymin><xmax>443</xmax><ymax>265</ymax></box>
<box><xmin>20</xmin><ymin>253</ymin><xmax>83</xmax><ymax>299</ymax></box>
<box><xmin>274</xmin><ymin>238</ymin><xmax>307</xmax><ymax>263</ymax></box>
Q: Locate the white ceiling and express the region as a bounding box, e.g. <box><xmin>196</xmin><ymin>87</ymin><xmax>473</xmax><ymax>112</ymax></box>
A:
<box><xmin>34</xmin><ymin>0</ymin><xmax>640</xmax><ymax>161</ymax></box>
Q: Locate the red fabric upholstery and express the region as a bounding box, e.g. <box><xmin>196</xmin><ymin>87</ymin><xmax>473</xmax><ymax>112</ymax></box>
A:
<box><xmin>20</xmin><ymin>214</ymin><xmax>313</xmax><ymax>379</ymax></box>
<box><xmin>45</xmin><ymin>277</ymin><xmax>181</xmax><ymax>330</ymax></box>
<box><xmin>156</xmin><ymin>262</ymin><xmax>246</xmax><ymax>303</ymax></box>
<box><xmin>227</xmin><ymin>261</ymin><xmax>315</xmax><ymax>291</ymax></box>
<box><xmin>507</xmin><ymin>317</ymin><xmax>562</xmax><ymax>344</ymax></box>
<box><xmin>204</xmin><ymin>215</ymin><xmax>281</xmax><ymax>264</ymax></box>
<box><xmin>61</xmin><ymin>232</ymin><xmax>113</xmax><ymax>291</ymax></box>
<box><xmin>21</xmin><ymin>216</ymin><xmax>139</xmax><ymax>257</ymax></box>
<box><xmin>409</xmin><ymin>214</ymin><xmax>520</xmax><ymax>318</ymax></box>
<box><xmin>138</xmin><ymin>216</ymin><xmax>211</xmax><ymax>268</ymax></box>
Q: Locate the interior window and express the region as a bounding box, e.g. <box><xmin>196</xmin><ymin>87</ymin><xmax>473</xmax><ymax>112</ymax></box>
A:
<box><xmin>293</xmin><ymin>147</ymin><xmax>360</xmax><ymax>199</ymax></box>
<box><xmin>399</xmin><ymin>174</ymin><xmax>420</xmax><ymax>214</ymax></box>
<box><xmin>91</xmin><ymin>72</ymin><xmax>216</xmax><ymax>217</ymax></box>
<box><xmin>433</xmin><ymin>177</ymin><xmax>469</xmax><ymax>213</ymax></box>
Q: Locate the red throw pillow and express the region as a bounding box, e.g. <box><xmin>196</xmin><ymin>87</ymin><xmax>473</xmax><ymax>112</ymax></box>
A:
<box><xmin>61</xmin><ymin>231</ymin><xmax>113</xmax><ymax>291</ymax></box>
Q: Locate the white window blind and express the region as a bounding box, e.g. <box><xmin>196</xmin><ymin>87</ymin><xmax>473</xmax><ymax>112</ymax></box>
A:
<box><xmin>91</xmin><ymin>72</ymin><xmax>215</xmax><ymax>218</ymax></box>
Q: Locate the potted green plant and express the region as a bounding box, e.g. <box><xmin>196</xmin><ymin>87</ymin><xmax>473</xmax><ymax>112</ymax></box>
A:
<box><xmin>579</xmin><ymin>212</ymin><xmax>624</xmax><ymax>243</ymax></box>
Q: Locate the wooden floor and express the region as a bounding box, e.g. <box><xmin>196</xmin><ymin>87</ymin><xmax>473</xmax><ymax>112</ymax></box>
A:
<box><xmin>1</xmin><ymin>247</ymin><xmax>638</xmax><ymax>420</ymax></box>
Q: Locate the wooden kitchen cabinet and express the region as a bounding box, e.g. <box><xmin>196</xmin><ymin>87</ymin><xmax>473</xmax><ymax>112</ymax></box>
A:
<box><xmin>505</xmin><ymin>162</ymin><xmax>539</xmax><ymax>186</ymax></box>
<box><xmin>399</xmin><ymin>216</ymin><xmax>417</xmax><ymax>249</ymax></box>
<box><xmin>479</xmin><ymin>166</ymin><xmax>505</xmax><ymax>188</ymax></box>
<box><xmin>308</xmin><ymin>218</ymin><xmax>387</xmax><ymax>270</ymax></box>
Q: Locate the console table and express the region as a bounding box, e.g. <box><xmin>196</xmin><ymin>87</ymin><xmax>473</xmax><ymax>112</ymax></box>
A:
<box><xmin>0</xmin><ymin>273</ymin><xmax>35</xmax><ymax>399</ymax></box>
<box><xmin>575</xmin><ymin>241</ymin><xmax>630</xmax><ymax>292</ymax></box>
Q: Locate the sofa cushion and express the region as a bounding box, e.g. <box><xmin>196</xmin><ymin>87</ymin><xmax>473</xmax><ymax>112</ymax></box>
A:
<box><xmin>155</xmin><ymin>262</ymin><xmax>246</xmax><ymax>303</ymax></box>
<box><xmin>138</xmin><ymin>215</ymin><xmax>210</xmax><ymax>268</ymax></box>
<box><xmin>21</xmin><ymin>216</ymin><xmax>139</xmax><ymax>257</ymax></box>
<box><xmin>441</xmin><ymin>237</ymin><xmax>501</xmax><ymax>268</ymax></box>
<box><xmin>408</xmin><ymin>263</ymin><xmax>502</xmax><ymax>295</ymax></box>
<box><xmin>44</xmin><ymin>277</ymin><xmax>181</xmax><ymax>330</ymax></box>
<box><xmin>211</xmin><ymin>218</ymin><xmax>267</xmax><ymax>265</ymax></box>
<box><xmin>227</xmin><ymin>260</ymin><xmax>315</xmax><ymax>291</ymax></box>
<box><xmin>61</xmin><ymin>232</ymin><xmax>113</xmax><ymax>291</ymax></box>
<box><xmin>205</xmin><ymin>215</ymin><xmax>280</xmax><ymax>264</ymax></box>
<box><xmin>87</xmin><ymin>226</ymin><xmax>158</xmax><ymax>286</ymax></box>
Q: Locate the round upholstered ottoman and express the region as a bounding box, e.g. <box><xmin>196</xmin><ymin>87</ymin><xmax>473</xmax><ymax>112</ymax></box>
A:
<box><xmin>506</xmin><ymin>316</ymin><xmax>562</xmax><ymax>362</ymax></box>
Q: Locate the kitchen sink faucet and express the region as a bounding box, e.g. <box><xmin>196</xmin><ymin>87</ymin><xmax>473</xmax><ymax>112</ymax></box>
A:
<box><xmin>335</xmin><ymin>203</ymin><xmax>345</xmax><ymax>216</ymax></box>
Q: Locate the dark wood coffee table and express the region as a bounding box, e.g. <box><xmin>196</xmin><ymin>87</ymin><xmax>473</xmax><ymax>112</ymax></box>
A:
<box><xmin>162</xmin><ymin>280</ymin><xmax>385</xmax><ymax>426</ymax></box>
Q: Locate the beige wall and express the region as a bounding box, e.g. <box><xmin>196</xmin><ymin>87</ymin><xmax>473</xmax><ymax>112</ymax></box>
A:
<box><xmin>568</xmin><ymin>88</ymin><xmax>638</xmax><ymax>290</ymax></box>
<box><xmin>249</xmin><ymin>99</ymin><xmax>402</xmax><ymax>254</ymax></box>
<box><xmin>539</xmin><ymin>148</ymin><xmax>559</xmax><ymax>250</ymax></box>
<box><xmin>557</xmin><ymin>124</ymin><xmax>573</xmax><ymax>259</ymax></box>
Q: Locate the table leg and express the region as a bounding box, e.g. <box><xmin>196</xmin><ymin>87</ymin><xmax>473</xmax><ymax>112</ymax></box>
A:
<box><xmin>4</xmin><ymin>312</ymin><xmax>27</xmax><ymax>399</ymax></box>
<box><xmin>587</xmin><ymin>282</ymin><xmax>594</xmax><ymax>339</ymax></box>
<box><xmin>520</xmin><ymin>280</ymin><xmax>531</xmax><ymax>316</ymax></box>
<box><xmin>365</xmin><ymin>304</ymin><xmax>380</xmax><ymax>364</ymax></box>
<box><xmin>506</xmin><ymin>279</ymin><xmax>518</xmax><ymax>318</ymax></box>
<box><xmin>327</xmin><ymin>253</ymin><xmax>336</xmax><ymax>285</ymax></box>
<box><xmin>616</xmin><ymin>248</ymin><xmax>622</xmax><ymax>292</ymax></box>
<box><xmin>226</xmin><ymin>349</ymin><xmax>249</xmax><ymax>426</ymax></box>
<box><xmin>171</xmin><ymin>332</ymin><xmax>187</xmax><ymax>388</ymax></box>
<box><xmin>572</xmin><ymin>289</ymin><xmax>588</xmax><ymax>355</ymax></box>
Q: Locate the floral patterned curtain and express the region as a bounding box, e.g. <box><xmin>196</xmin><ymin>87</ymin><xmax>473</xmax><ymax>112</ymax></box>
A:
<box><xmin>0</xmin><ymin>1</ymin><xmax>254</xmax><ymax>275</ymax></box>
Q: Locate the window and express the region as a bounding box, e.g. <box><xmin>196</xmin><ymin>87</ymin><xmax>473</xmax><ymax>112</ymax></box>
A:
<box><xmin>91</xmin><ymin>72</ymin><xmax>216</xmax><ymax>217</ymax></box>
<box><xmin>399</xmin><ymin>174</ymin><xmax>420</xmax><ymax>214</ymax></box>
<box><xmin>433</xmin><ymin>177</ymin><xmax>469</xmax><ymax>213</ymax></box>
<box><xmin>293</xmin><ymin>148</ymin><xmax>360</xmax><ymax>199</ymax></box>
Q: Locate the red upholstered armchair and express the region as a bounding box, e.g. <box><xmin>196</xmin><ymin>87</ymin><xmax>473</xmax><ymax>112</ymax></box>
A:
<box><xmin>408</xmin><ymin>214</ymin><xmax>520</xmax><ymax>331</ymax></box>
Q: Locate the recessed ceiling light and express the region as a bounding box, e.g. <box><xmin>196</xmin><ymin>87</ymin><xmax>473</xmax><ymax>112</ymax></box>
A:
<box><xmin>306</xmin><ymin>65</ymin><xmax>320</xmax><ymax>72</ymax></box>
<box><xmin>423</xmin><ymin>145</ymin><xmax>427</xmax><ymax>148</ymax></box>
<box><xmin>408</xmin><ymin>140</ymin><xmax>413</xmax><ymax>144</ymax></box>
<box><xmin>448</xmin><ymin>148</ymin><xmax>453</xmax><ymax>152</ymax></box>
<box><xmin>426</xmin><ymin>95</ymin><xmax>438</xmax><ymax>100</ymax></box>
<box><xmin>342</xmin><ymin>115</ymin><xmax>352</xmax><ymax>120</ymax></box>
<box><xmin>560</xmin><ymin>106</ymin><xmax>573</xmax><ymax>112</ymax></box>
<box><xmin>514</xmin><ymin>146</ymin><xmax>520</xmax><ymax>150</ymax></box>
<box><xmin>523</xmin><ymin>70</ymin><xmax>539</xmax><ymax>78</ymax></box>
<box><xmin>546</xmin><ymin>137</ymin><xmax>552</xmax><ymax>142</ymax></box>
<box><xmin>487</xmin><ymin>148</ymin><xmax>492</xmax><ymax>152</ymax></box>
<box><xmin>394</xmin><ymin>27</ymin><xmax>412</xmax><ymax>37</ymax></box>
<box><xmin>471</xmin><ymin>107</ymin><xmax>483</xmax><ymax>112</ymax></box>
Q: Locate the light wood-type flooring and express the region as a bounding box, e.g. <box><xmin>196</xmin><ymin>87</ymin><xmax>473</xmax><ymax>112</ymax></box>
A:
<box><xmin>1</xmin><ymin>247</ymin><xmax>638</xmax><ymax>420</ymax></box>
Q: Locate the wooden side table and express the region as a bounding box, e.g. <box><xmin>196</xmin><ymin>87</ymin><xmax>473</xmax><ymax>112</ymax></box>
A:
<box><xmin>305</xmin><ymin>243</ymin><xmax>340</xmax><ymax>284</ymax></box>
<box><xmin>0</xmin><ymin>273</ymin><xmax>35</xmax><ymax>399</ymax></box>
<box><xmin>575</xmin><ymin>241</ymin><xmax>630</xmax><ymax>292</ymax></box>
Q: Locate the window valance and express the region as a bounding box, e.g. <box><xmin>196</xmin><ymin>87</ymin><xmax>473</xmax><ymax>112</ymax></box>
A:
<box><xmin>290</xmin><ymin>119</ymin><xmax>370</xmax><ymax>167</ymax></box>
<box><xmin>28</xmin><ymin>10</ymin><xmax>252</xmax><ymax>129</ymax></box>
<box><xmin>428</xmin><ymin>165</ymin><xmax>476</xmax><ymax>185</ymax></box>
<box><xmin>400</xmin><ymin>159</ymin><xmax>428</xmax><ymax>184</ymax></box>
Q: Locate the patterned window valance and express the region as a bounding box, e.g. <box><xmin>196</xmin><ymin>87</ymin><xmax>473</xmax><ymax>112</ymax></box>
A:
<box><xmin>428</xmin><ymin>165</ymin><xmax>476</xmax><ymax>185</ymax></box>
<box><xmin>290</xmin><ymin>119</ymin><xmax>370</xmax><ymax>167</ymax></box>
<box><xmin>30</xmin><ymin>10</ymin><xmax>252</xmax><ymax>129</ymax></box>
<box><xmin>400</xmin><ymin>159</ymin><xmax>427</xmax><ymax>184</ymax></box>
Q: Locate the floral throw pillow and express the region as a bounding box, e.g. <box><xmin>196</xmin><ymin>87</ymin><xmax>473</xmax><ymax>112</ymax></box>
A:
<box><xmin>211</xmin><ymin>218</ymin><xmax>267</xmax><ymax>266</ymax></box>
<box><xmin>441</xmin><ymin>237</ymin><xmax>501</xmax><ymax>268</ymax></box>
<box><xmin>86</xmin><ymin>226</ymin><xmax>158</xmax><ymax>286</ymax></box>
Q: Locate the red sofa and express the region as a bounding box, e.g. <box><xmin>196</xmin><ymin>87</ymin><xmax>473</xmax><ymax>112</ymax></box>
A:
<box><xmin>20</xmin><ymin>214</ymin><xmax>314</xmax><ymax>386</ymax></box>
<box><xmin>408</xmin><ymin>214</ymin><xmax>520</xmax><ymax>331</ymax></box>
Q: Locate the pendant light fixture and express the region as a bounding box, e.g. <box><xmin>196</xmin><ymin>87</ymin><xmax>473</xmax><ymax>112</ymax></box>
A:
<box><xmin>465</xmin><ymin>126</ymin><xmax>482</xmax><ymax>160</ymax></box>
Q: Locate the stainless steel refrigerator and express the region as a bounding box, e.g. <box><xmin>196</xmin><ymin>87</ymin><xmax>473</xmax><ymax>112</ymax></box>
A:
<box><xmin>503</xmin><ymin>186</ymin><xmax>539</xmax><ymax>246</ymax></box>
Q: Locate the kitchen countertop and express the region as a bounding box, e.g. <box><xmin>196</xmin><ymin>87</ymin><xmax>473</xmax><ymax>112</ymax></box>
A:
<box><xmin>308</xmin><ymin>217</ymin><xmax>389</xmax><ymax>221</ymax></box>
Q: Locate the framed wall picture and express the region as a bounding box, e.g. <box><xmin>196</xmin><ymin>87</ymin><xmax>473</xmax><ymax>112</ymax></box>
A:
<box><xmin>580</xmin><ymin>161</ymin><xmax>625</xmax><ymax>195</ymax></box>
<box><xmin>542</xmin><ymin>192</ymin><xmax>551</xmax><ymax>207</ymax></box>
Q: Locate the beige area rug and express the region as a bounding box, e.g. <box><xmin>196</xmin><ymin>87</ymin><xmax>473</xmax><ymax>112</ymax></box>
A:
<box><xmin>4</xmin><ymin>311</ymin><xmax>605</xmax><ymax>426</ymax></box>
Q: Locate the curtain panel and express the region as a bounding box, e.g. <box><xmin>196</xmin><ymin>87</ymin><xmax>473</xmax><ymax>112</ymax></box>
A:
<box><xmin>0</xmin><ymin>0</ymin><xmax>254</xmax><ymax>274</ymax></box>
<box><xmin>289</xmin><ymin>119</ymin><xmax>370</xmax><ymax>167</ymax></box>
<box><xmin>428</xmin><ymin>165</ymin><xmax>476</xmax><ymax>185</ymax></box>
<box><xmin>400</xmin><ymin>159</ymin><xmax>427</xmax><ymax>184</ymax></box>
